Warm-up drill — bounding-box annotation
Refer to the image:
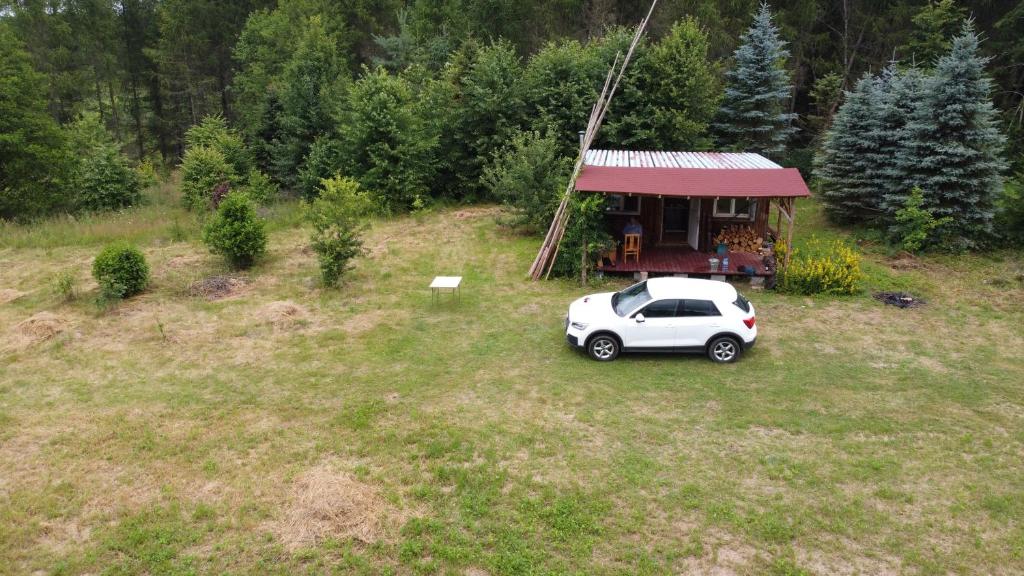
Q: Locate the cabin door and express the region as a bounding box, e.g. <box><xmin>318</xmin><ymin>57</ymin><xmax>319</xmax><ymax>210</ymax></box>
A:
<box><xmin>663</xmin><ymin>198</ymin><xmax>689</xmax><ymax>232</ymax></box>
<box><xmin>687</xmin><ymin>198</ymin><xmax>700</xmax><ymax>250</ymax></box>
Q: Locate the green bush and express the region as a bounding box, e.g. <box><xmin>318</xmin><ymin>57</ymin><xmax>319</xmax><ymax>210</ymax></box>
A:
<box><xmin>52</xmin><ymin>269</ymin><xmax>78</xmax><ymax>302</ymax></box>
<box><xmin>550</xmin><ymin>194</ymin><xmax>613</xmax><ymax>280</ymax></box>
<box><xmin>185</xmin><ymin>115</ymin><xmax>253</xmax><ymax>176</ymax></box>
<box><xmin>92</xmin><ymin>243</ymin><xmax>150</xmax><ymax>299</ymax></box>
<box><xmin>891</xmin><ymin>187</ymin><xmax>953</xmax><ymax>252</ymax></box>
<box><xmin>76</xmin><ymin>146</ymin><xmax>143</xmax><ymax>212</ymax></box>
<box><xmin>297</xmin><ymin>137</ymin><xmax>344</xmax><ymax>200</ymax></box>
<box><xmin>240</xmin><ymin>169</ymin><xmax>278</xmax><ymax>205</ymax></box>
<box><xmin>64</xmin><ymin>114</ymin><xmax>142</xmax><ymax>212</ymax></box>
<box><xmin>180</xmin><ymin>146</ymin><xmax>237</xmax><ymax>211</ymax></box>
<box><xmin>994</xmin><ymin>177</ymin><xmax>1024</xmax><ymax>246</ymax></box>
<box><xmin>202</xmin><ymin>192</ymin><xmax>267</xmax><ymax>269</ymax></box>
<box><xmin>777</xmin><ymin>238</ymin><xmax>862</xmax><ymax>295</ymax></box>
<box><xmin>306</xmin><ymin>176</ymin><xmax>374</xmax><ymax>286</ymax></box>
<box><xmin>482</xmin><ymin>129</ymin><xmax>572</xmax><ymax>233</ymax></box>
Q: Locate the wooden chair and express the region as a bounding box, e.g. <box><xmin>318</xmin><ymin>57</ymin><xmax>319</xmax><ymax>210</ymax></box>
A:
<box><xmin>623</xmin><ymin>233</ymin><xmax>641</xmax><ymax>263</ymax></box>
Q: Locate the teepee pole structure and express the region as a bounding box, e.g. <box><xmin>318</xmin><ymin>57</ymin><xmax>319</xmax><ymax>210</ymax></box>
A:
<box><xmin>528</xmin><ymin>0</ymin><xmax>658</xmax><ymax>280</ymax></box>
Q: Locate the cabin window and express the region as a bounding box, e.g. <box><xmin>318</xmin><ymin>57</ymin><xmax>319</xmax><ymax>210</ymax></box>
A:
<box><xmin>605</xmin><ymin>194</ymin><xmax>641</xmax><ymax>215</ymax></box>
<box><xmin>714</xmin><ymin>197</ymin><xmax>755</xmax><ymax>220</ymax></box>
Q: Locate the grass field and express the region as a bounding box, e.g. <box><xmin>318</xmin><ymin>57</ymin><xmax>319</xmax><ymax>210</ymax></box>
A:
<box><xmin>1</xmin><ymin>186</ymin><xmax>1023</xmax><ymax>575</ymax></box>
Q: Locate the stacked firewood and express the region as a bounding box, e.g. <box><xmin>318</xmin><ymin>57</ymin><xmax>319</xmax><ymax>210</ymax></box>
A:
<box><xmin>713</xmin><ymin>225</ymin><xmax>764</xmax><ymax>253</ymax></box>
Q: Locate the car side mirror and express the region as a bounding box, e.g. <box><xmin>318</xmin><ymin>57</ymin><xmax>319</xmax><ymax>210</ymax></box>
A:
<box><xmin>635</xmin><ymin>313</ymin><xmax>645</xmax><ymax>323</ymax></box>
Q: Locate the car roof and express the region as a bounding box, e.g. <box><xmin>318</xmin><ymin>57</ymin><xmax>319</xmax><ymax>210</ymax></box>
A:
<box><xmin>645</xmin><ymin>277</ymin><xmax>738</xmax><ymax>302</ymax></box>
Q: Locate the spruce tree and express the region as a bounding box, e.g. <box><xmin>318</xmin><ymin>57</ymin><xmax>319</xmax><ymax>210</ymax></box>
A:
<box><xmin>713</xmin><ymin>2</ymin><xmax>796</xmax><ymax>158</ymax></box>
<box><xmin>895</xmin><ymin>22</ymin><xmax>1006</xmax><ymax>248</ymax></box>
<box><xmin>815</xmin><ymin>72</ymin><xmax>884</xmax><ymax>223</ymax></box>
<box><xmin>876</xmin><ymin>64</ymin><xmax>928</xmax><ymax>218</ymax></box>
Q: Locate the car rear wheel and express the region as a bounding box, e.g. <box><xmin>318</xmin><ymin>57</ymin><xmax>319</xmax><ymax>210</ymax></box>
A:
<box><xmin>707</xmin><ymin>336</ymin><xmax>741</xmax><ymax>363</ymax></box>
<box><xmin>588</xmin><ymin>334</ymin><xmax>620</xmax><ymax>361</ymax></box>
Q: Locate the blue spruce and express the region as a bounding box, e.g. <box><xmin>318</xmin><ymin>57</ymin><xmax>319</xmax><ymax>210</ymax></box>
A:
<box><xmin>713</xmin><ymin>2</ymin><xmax>796</xmax><ymax>158</ymax></box>
<box><xmin>876</xmin><ymin>64</ymin><xmax>928</xmax><ymax>220</ymax></box>
<box><xmin>816</xmin><ymin>71</ymin><xmax>886</xmax><ymax>223</ymax></box>
<box><xmin>895</xmin><ymin>22</ymin><xmax>1006</xmax><ymax>248</ymax></box>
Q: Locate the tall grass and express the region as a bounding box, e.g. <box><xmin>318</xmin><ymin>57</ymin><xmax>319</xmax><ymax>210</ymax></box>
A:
<box><xmin>0</xmin><ymin>178</ymin><xmax>304</xmax><ymax>249</ymax></box>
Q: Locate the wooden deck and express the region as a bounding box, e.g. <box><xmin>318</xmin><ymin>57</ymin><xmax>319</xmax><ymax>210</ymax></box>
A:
<box><xmin>598</xmin><ymin>246</ymin><xmax>768</xmax><ymax>276</ymax></box>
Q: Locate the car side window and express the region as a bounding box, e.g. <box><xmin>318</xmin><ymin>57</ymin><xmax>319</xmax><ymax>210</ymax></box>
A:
<box><xmin>639</xmin><ymin>299</ymin><xmax>680</xmax><ymax>318</ymax></box>
<box><xmin>680</xmin><ymin>299</ymin><xmax>721</xmax><ymax>317</ymax></box>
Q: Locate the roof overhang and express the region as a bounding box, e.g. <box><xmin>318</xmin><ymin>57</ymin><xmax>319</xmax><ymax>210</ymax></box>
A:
<box><xmin>574</xmin><ymin>166</ymin><xmax>811</xmax><ymax>198</ymax></box>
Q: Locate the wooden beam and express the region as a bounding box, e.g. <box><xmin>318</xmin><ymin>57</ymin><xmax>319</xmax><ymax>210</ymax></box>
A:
<box><xmin>785</xmin><ymin>198</ymin><xmax>796</xmax><ymax>268</ymax></box>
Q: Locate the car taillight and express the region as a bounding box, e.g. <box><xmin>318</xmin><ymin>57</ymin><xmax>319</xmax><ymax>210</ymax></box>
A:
<box><xmin>743</xmin><ymin>316</ymin><xmax>756</xmax><ymax>329</ymax></box>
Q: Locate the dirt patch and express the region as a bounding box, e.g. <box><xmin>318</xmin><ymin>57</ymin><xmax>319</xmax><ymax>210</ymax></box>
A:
<box><xmin>255</xmin><ymin>301</ymin><xmax>310</xmax><ymax>330</ymax></box>
<box><xmin>13</xmin><ymin>312</ymin><xmax>69</xmax><ymax>345</ymax></box>
<box><xmin>453</xmin><ymin>206</ymin><xmax>502</xmax><ymax>220</ymax></box>
<box><xmin>0</xmin><ymin>288</ymin><xmax>27</xmax><ymax>304</ymax></box>
<box><xmin>270</xmin><ymin>462</ymin><xmax>406</xmax><ymax>551</ymax></box>
<box><xmin>189</xmin><ymin>275</ymin><xmax>248</xmax><ymax>300</ymax></box>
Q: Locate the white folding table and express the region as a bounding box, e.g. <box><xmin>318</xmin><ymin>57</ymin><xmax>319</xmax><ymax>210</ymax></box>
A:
<box><xmin>429</xmin><ymin>276</ymin><xmax>462</xmax><ymax>303</ymax></box>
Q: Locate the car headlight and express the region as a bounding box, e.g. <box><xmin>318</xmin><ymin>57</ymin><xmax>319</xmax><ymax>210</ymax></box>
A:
<box><xmin>571</xmin><ymin>321</ymin><xmax>588</xmax><ymax>330</ymax></box>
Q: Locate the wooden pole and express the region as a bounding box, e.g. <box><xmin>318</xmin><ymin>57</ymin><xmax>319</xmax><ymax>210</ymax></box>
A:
<box><xmin>529</xmin><ymin>0</ymin><xmax>658</xmax><ymax>280</ymax></box>
<box><xmin>785</xmin><ymin>198</ymin><xmax>796</xmax><ymax>268</ymax></box>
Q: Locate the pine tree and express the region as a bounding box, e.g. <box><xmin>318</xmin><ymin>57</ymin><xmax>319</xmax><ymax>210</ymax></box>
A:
<box><xmin>273</xmin><ymin>16</ymin><xmax>347</xmax><ymax>190</ymax></box>
<box><xmin>815</xmin><ymin>72</ymin><xmax>884</xmax><ymax>223</ymax></box>
<box><xmin>0</xmin><ymin>24</ymin><xmax>71</xmax><ymax>219</ymax></box>
<box><xmin>895</xmin><ymin>22</ymin><xmax>1006</xmax><ymax>248</ymax></box>
<box><xmin>713</xmin><ymin>2</ymin><xmax>796</xmax><ymax>158</ymax></box>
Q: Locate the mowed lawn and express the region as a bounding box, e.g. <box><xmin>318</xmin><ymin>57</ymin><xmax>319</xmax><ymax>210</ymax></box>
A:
<box><xmin>1</xmin><ymin>194</ymin><xmax>1023</xmax><ymax>575</ymax></box>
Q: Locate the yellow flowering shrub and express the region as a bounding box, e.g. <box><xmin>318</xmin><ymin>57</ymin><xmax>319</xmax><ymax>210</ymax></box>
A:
<box><xmin>778</xmin><ymin>237</ymin><xmax>862</xmax><ymax>295</ymax></box>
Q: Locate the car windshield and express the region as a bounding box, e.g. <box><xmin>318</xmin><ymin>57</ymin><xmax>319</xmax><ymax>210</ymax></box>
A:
<box><xmin>612</xmin><ymin>281</ymin><xmax>652</xmax><ymax>316</ymax></box>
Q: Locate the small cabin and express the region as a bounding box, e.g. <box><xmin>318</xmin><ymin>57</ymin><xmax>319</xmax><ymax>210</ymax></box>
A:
<box><xmin>575</xmin><ymin>150</ymin><xmax>810</xmax><ymax>277</ymax></box>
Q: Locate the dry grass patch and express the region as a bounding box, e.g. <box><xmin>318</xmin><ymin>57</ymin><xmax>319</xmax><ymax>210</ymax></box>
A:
<box><xmin>254</xmin><ymin>300</ymin><xmax>310</xmax><ymax>331</ymax></box>
<box><xmin>269</xmin><ymin>460</ymin><xmax>409</xmax><ymax>551</ymax></box>
<box><xmin>5</xmin><ymin>311</ymin><xmax>71</xmax><ymax>350</ymax></box>
<box><xmin>1</xmin><ymin>288</ymin><xmax>28</xmax><ymax>304</ymax></box>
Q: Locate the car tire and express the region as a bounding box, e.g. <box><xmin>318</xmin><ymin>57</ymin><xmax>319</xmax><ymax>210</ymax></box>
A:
<box><xmin>707</xmin><ymin>336</ymin><xmax>741</xmax><ymax>363</ymax></box>
<box><xmin>587</xmin><ymin>334</ymin><xmax>620</xmax><ymax>361</ymax></box>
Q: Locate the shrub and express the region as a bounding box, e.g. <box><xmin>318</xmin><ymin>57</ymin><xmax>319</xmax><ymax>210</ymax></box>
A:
<box><xmin>297</xmin><ymin>136</ymin><xmax>344</xmax><ymax>200</ymax></box>
<box><xmin>202</xmin><ymin>192</ymin><xmax>267</xmax><ymax>269</ymax></box>
<box><xmin>52</xmin><ymin>269</ymin><xmax>78</xmax><ymax>302</ymax></box>
<box><xmin>181</xmin><ymin>146</ymin><xmax>237</xmax><ymax>211</ymax></box>
<box><xmin>482</xmin><ymin>130</ymin><xmax>572</xmax><ymax>233</ymax></box>
<box><xmin>76</xmin><ymin>146</ymin><xmax>143</xmax><ymax>212</ymax></box>
<box><xmin>185</xmin><ymin>115</ymin><xmax>253</xmax><ymax>176</ymax></box>
<box><xmin>550</xmin><ymin>194</ymin><xmax>614</xmax><ymax>280</ymax></box>
<box><xmin>240</xmin><ymin>170</ymin><xmax>278</xmax><ymax>205</ymax></box>
<box><xmin>777</xmin><ymin>238</ymin><xmax>862</xmax><ymax>295</ymax></box>
<box><xmin>92</xmin><ymin>243</ymin><xmax>150</xmax><ymax>300</ymax></box>
<box><xmin>306</xmin><ymin>176</ymin><xmax>374</xmax><ymax>286</ymax></box>
<box><xmin>135</xmin><ymin>158</ymin><xmax>161</xmax><ymax>190</ymax></box>
<box><xmin>994</xmin><ymin>177</ymin><xmax>1024</xmax><ymax>246</ymax></box>
<box><xmin>891</xmin><ymin>187</ymin><xmax>953</xmax><ymax>252</ymax></box>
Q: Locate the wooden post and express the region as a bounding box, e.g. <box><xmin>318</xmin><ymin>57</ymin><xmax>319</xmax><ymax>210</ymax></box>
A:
<box><xmin>774</xmin><ymin>199</ymin><xmax>782</xmax><ymax>240</ymax></box>
<box><xmin>785</xmin><ymin>198</ymin><xmax>796</xmax><ymax>268</ymax></box>
<box><xmin>581</xmin><ymin>234</ymin><xmax>588</xmax><ymax>285</ymax></box>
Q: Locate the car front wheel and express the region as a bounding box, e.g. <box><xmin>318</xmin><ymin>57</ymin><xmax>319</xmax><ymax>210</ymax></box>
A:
<box><xmin>707</xmin><ymin>336</ymin><xmax>741</xmax><ymax>363</ymax></box>
<box><xmin>587</xmin><ymin>334</ymin><xmax>620</xmax><ymax>361</ymax></box>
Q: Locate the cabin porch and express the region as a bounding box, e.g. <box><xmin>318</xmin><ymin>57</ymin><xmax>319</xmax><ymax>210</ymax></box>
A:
<box><xmin>596</xmin><ymin>245</ymin><xmax>769</xmax><ymax>277</ymax></box>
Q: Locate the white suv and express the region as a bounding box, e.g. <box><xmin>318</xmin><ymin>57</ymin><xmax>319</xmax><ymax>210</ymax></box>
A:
<box><xmin>565</xmin><ymin>278</ymin><xmax>757</xmax><ymax>362</ymax></box>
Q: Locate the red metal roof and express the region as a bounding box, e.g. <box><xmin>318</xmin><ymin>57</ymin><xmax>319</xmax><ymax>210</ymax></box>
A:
<box><xmin>575</xmin><ymin>166</ymin><xmax>811</xmax><ymax>198</ymax></box>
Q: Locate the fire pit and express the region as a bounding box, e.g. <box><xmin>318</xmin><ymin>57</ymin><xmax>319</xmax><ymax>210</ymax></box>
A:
<box><xmin>873</xmin><ymin>291</ymin><xmax>925</xmax><ymax>309</ymax></box>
